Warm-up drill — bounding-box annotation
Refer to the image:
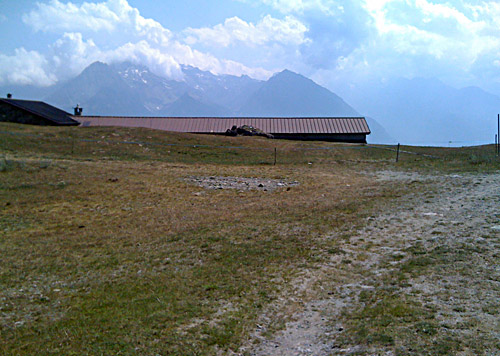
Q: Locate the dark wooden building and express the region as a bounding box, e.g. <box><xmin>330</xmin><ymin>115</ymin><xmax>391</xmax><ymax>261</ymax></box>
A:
<box><xmin>0</xmin><ymin>98</ymin><xmax>79</xmax><ymax>126</ymax></box>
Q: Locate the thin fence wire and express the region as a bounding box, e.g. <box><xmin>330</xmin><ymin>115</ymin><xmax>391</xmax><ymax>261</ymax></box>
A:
<box><xmin>368</xmin><ymin>145</ymin><xmax>441</xmax><ymax>159</ymax></box>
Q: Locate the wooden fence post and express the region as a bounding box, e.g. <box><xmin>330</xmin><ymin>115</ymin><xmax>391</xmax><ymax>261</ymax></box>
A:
<box><xmin>497</xmin><ymin>114</ymin><xmax>500</xmax><ymax>156</ymax></box>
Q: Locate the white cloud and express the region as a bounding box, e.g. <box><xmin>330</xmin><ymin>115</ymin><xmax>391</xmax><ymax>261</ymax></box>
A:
<box><xmin>0</xmin><ymin>48</ymin><xmax>57</xmax><ymax>86</ymax></box>
<box><xmin>51</xmin><ymin>32</ymin><xmax>101</xmax><ymax>75</ymax></box>
<box><xmin>102</xmin><ymin>41</ymin><xmax>183</xmax><ymax>79</ymax></box>
<box><xmin>297</xmin><ymin>0</ymin><xmax>500</xmax><ymax>91</ymax></box>
<box><xmin>48</xmin><ymin>31</ymin><xmax>270</xmax><ymax>81</ymax></box>
<box><xmin>244</xmin><ymin>0</ymin><xmax>343</xmax><ymax>16</ymax></box>
<box><xmin>184</xmin><ymin>15</ymin><xmax>308</xmax><ymax>47</ymax></box>
<box><xmin>23</xmin><ymin>0</ymin><xmax>172</xmax><ymax>46</ymax></box>
<box><xmin>346</xmin><ymin>0</ymin><xmax>500</xmax><ymax>82</ymax></box>
<box><xmin>8</xmin><ymin>0</ymin><xmax>274</xmax><ymax>85</ymax></box>
<box><xmin>50</xmin><ymin>32</ymin><xmax>183</xmax><ymax>80</ymax></box>
<box><xmin>23</xmin><ymin>0</ymin><xmax>126</xmax><ymax>33</ymax></box>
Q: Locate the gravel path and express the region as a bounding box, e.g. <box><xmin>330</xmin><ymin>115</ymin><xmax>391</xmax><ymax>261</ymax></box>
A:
<box><xmin>243</xmin><ymin>170</ymin><xmax>500</xmax><ymax>356</ymax></box>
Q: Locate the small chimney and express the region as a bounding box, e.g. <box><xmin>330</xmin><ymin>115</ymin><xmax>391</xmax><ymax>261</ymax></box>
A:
<box><xmin>74</xmin><ymin>104</ymin><xmax>83</xmax><ymax>116</ymax></box>
<box><xmin>7</xmin><ymin>93</ymin><xmax>12</xmax><ymax>99</ymax></box>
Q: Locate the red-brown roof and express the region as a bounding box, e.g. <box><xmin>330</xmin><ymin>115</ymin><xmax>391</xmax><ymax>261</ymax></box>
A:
<box><xmin>75</xmin><ymin>116</ymin><xmax>370</xmax><ymax>135</ymax></box>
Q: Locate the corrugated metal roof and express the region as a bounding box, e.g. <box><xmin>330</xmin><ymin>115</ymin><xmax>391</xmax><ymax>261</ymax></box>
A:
<box><xmin>1</xmin><ymin>99</ymin><xmax>78</xmax><ymax>125</ymax></box>
<box><xmin>76</xmin><ymin>116</ymin><xmax>370</xmax><ymax>135</ymax></box>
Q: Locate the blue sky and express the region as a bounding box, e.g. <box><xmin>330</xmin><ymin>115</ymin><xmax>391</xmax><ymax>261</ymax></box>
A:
<box><xmin>1</xmin><ymin>0</ymin><xmax>500</xmax><ymax>94</ymax></box>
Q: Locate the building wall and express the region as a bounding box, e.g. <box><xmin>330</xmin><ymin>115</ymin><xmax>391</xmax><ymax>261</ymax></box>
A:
<box><xmin>273</xmin><ymin>133</ymin><xmax>367</xmax><ymax>143</ymax></box>
<box><xmin>0</xmin><ymin>102</ymin><xmax>54</xmax><ymax>125</ymax></box>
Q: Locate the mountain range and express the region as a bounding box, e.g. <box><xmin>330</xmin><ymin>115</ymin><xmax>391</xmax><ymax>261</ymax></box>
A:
<box><xmin>44</xmin><ymin>61</ymin><xmax>360</xmax><ymax>117</ymax></box>
<box><xmin>3</xmin><ymin>61</ymin><xmax>499</xmax><ymax>145</ymax></box>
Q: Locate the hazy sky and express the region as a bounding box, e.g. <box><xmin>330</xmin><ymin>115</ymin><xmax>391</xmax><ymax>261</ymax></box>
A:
<box><xmin>1</xmin><ymin>0</ymin><xmax>500</xmax><ymax>94</ymax></box>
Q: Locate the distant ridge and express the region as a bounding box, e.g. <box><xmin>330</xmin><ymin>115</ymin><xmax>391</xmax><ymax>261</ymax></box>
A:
<box><xmin>239</xmin><ymin>69</ymin><xmax>358</xmax><ymax>117</ymax></box>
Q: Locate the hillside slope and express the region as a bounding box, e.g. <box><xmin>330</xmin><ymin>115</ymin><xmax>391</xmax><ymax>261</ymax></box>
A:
<box><xmin>239</xmin><ymin>70</ymin><xmax>358</xmax><ymax>117</ymax></box>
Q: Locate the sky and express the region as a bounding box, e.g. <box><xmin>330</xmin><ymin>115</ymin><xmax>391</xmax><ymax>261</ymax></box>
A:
<box><xmin>1</xmin><ymin>0</ymin><xmax>500</xmax><ymax>95</ymax></box>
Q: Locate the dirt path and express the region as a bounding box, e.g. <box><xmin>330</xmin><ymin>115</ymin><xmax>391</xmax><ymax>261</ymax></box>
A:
<box><xmin>242</xmin><ymin>170</ymin><xmax>500</xmax><ymax>355</ymax></box>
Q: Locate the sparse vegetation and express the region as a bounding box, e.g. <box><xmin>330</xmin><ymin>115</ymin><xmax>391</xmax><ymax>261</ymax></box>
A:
<box><xmin>0</xmin><ymin>122</ymin><xmax>498</xmax><ymax>355</ymax></box>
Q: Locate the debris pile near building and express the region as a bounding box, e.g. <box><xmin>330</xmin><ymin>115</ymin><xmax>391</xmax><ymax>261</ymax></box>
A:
<box><xmin>225</xmin><ymin>125</ymin><xmax>274</xmax><ymax>139</ymax></box>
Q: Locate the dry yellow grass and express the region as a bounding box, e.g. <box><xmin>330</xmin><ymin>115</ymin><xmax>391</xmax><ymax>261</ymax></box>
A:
<box><xmin>0</xmin><ymin>122</ymin><xmax>498</xmax><ymax>355</ymax></box>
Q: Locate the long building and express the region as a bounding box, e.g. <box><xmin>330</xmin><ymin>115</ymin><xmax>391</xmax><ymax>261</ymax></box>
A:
<box><xmin>77</xmin><ymin>115</ymin><xmax>370</xmax><ymax>143</ymax></box>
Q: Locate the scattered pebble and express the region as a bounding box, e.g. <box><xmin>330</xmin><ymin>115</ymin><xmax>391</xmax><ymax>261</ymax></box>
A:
<box><xmin>422</xmin><ymin>212</ymin><xmax>443</xmax><ymax>217</ymax></box>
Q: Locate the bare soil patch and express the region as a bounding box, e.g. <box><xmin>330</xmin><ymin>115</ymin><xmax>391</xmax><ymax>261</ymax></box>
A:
<box><xmin>185</xmin><ymin>176</ymin><xmax>299</xmax><ymax>191</ymax></box>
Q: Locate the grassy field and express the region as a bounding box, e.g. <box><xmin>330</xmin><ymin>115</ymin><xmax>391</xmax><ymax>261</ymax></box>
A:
<box><xmin>0</xmin><ymin>122</ymin><xmax>498</xmax><ymax>355</ymax></box>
